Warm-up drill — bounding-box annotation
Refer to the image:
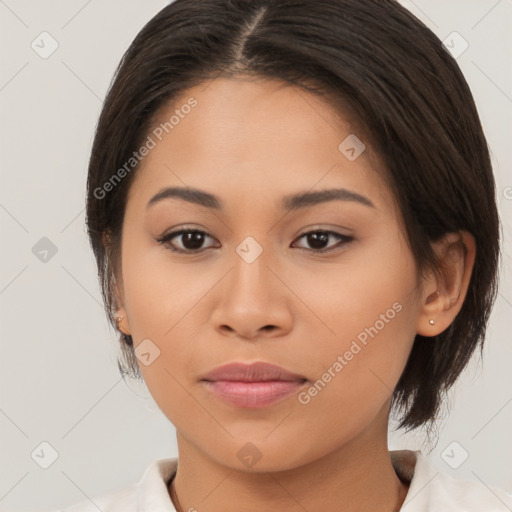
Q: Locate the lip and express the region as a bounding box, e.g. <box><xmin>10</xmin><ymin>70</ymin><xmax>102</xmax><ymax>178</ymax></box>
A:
<box><xmin>201</xmin><ymin>361</ymin><xmax>306</xmax><ymax>382</ymax></box>
<box><xmin>201</xmin><ymin>362</ymin><xmax>307</xmax><ymax>408</ymax></box>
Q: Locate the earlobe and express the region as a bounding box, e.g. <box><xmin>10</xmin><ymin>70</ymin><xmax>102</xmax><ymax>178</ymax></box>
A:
<box><xmin>108</xmin><ymin>248</ymin><xmax>130</xmax><ymax>335</ymax></box>
<box><xmin>417</xmin><ymin>231</ymin><xmax>476</xmax><ymax>337</ymax></box>
<box><xmin>115</xmin><ymin>311</ymin><xmax>131</xmax><ymax>336</ymax></box>
<box><xmin>114</xmin><ymin>283</ymin><xmax>131</xmax><ymax>336</ymax></box>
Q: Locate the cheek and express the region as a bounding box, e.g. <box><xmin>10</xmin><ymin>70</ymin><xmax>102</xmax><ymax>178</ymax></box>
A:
<box><xmin>295</xmin><ymin>234</ymin><xmax>419</xmax><ymax>426</ymax></box>
<box><xmin>297</xmin><ymin>305</ymin><xmax>415</xmax><ymax>449</ymax></box>
<box><xmin>120</xmin><ymin>230</ymin><xmax>211</xmax><ymax>339</ymax></box>
<box><xmin>293</xmin><ymin>225</ymin><xmax>418</xmax><ymax>353</ymax></box>
<box><xmin>119</xmin><ymin>235</ymin><xmax>217</xmax><ymax>412</ymax></box>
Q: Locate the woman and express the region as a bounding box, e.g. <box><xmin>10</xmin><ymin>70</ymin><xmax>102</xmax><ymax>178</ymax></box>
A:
<box><xmin>59</xmin><ymin>0</ymin><xmax>511</xmax><ymax>510</ymax></box>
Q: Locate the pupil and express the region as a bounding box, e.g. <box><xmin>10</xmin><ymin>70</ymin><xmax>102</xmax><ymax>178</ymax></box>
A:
<box><xmin>309</xmin><ymin>232</ymin><xmax>328</xmax><ymax>249</ymax></box>
<box><xmin>183</xmin><ymin>232</ymin><xmax>204</xmax><ymax>249</ymax></box>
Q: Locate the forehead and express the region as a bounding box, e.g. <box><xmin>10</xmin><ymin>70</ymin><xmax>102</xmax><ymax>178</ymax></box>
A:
<box><xmin>126</xmin><ymin>77</ymin><xmax>392</xmax><ymax>212</ymax></box>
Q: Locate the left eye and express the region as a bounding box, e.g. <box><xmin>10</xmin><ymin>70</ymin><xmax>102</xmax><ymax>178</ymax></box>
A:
<box><xmin>156</xmin><ymin>229</ymin><xmax>353</xmax><ymax>254</ymax></box>
<box><xmin>292</xmin><ymin>230</ymin><xmax>353</xmax><ymax>253</ymax></box>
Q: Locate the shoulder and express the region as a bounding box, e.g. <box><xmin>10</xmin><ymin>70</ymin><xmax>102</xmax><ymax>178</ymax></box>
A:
<box><xmin>393</xmin><ymin>450</ymin><xmax>512</xmax><ymax>511</ymax></box>
<box><xmin>44</xmin><ymin>457</ymin><xmax>178</xmax><ymax>512</ymax></box>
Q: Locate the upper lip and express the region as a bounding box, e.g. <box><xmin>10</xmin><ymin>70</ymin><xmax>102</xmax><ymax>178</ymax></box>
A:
<box><xmin>201</xmin><ymin>362</ymin><xmax>306</xmax><ymax>382</ymax></box>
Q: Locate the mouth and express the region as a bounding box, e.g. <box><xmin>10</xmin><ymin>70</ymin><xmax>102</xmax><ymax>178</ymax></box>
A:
<box><xmin>200</xmin><ymin>361</ymin><xmax>308</xmax><ymax>408</ymax></box>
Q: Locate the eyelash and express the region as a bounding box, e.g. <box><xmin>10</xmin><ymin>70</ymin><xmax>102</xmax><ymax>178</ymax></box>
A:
<box><xmin>156</xmin><ymin>228</ymin><xmax>354</xmax><ymax>255</ymax></box>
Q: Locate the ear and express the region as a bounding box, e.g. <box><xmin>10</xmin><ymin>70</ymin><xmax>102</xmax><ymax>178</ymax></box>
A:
<box><xmin>416</xmin><ymin>231</ymin><xmax>476</xmax><ymax>337</ymax></box>
<box><xmin>103</xmin><ymin>229</ymin><xmax>132</xmax><ymax>336</ymax></box>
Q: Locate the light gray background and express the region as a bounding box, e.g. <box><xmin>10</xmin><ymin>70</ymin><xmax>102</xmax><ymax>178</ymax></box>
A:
<box><xmin>1</xmin><ymin>1</ymin><xmax>511</xmax><ymax>511</ymax></box>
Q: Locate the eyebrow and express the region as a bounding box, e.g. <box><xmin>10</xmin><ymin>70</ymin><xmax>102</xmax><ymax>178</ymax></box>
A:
<box><xmin>146</xmin><ymin>186</ymin><xmax>375</xmax><ymax>211</ymax></box>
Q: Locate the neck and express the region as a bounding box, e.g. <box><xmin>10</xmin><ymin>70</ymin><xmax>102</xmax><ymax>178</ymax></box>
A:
<box><xmin>169</xmin><ymin>410</ymin><xmax>409</xmax><ymax>512</ymax></box>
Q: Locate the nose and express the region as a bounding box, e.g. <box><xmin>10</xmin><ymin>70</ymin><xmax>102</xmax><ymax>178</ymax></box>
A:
<box><xmin>210</xmin><ymin>248</ymin><xmax>293</xmax><ymax>340</ymax></box>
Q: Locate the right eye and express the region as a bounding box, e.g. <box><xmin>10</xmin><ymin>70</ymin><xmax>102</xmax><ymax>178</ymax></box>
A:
<box><xmin>156</xmin><ymin>229</ymin><xmax>218</xmax><ymax>254</ymax></box>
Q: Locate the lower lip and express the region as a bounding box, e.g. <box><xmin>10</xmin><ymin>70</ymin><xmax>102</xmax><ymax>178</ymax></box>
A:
<box><xmin>202</xmin><ymin>380</ymin><xmax>307</xmax><ymax>408</ymax></box>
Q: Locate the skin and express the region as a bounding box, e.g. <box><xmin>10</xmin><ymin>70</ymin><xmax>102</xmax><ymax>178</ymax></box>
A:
<box><xmin>113</xmin><ymin>76</ymin><xmax>476</xmax><ymax>511</ymax></box>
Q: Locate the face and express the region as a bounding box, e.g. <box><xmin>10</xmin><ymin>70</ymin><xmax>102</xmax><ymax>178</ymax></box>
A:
<box><xmin>115</xmin><ymin>77</ymin><xmax>423</xmax><ymax>471</ymax></box>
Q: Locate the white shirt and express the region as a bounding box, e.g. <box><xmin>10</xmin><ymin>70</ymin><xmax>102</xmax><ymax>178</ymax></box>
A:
<box><xmin>52</xmin><ymin>450</ymin><xmax>512</xmax><ymax>511</ymax></box>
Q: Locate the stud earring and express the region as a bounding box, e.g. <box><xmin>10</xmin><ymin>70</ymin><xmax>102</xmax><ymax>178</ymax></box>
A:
<box><xmin>429</xmin><ymin>319</ymin><xmax>435</xmax><ymax>325</ymax></box>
